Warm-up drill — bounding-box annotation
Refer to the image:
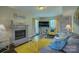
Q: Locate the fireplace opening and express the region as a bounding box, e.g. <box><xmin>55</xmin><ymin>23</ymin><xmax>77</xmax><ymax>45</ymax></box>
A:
<box><xmin>15</xmin><ymin>30</ymin><xmax>26</xmax><ymax>40</ymax></box>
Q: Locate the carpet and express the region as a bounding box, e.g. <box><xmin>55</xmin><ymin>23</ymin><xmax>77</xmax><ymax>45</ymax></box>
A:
<box><xmin>15</xmin><ymin>38</ymin><xmax>52</xmax><ymax>53</ymax></box>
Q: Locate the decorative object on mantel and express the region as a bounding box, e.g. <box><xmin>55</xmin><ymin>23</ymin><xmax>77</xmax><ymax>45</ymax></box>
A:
<box><xmin>13</xmin><ymin>13</ymin><xmax>26</xmax><ymax>19</ymax></box>
<box><xmin>74</xmin><ymin>7</ymin><xmax>79</xmax><ymax>25</ymax></box>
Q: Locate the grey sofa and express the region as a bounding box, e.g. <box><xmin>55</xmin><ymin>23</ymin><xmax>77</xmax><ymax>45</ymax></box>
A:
<box><xmin>40</xmin><ymin>32</ymin><xmax>79</xmax><ymax>53</ymax></box>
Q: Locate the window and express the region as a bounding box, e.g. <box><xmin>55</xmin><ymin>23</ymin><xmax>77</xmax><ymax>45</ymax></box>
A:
<box><xmin>49</xmin><ymin>18</ymin><xmax>56</xmax><ymax>32</ymax></box>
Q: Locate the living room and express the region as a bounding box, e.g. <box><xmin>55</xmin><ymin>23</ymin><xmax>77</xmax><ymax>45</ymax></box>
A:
<box><xmin>0</xmin><ymin>6</ymin><xmax>79</xmax><ymax>53</ymax></box>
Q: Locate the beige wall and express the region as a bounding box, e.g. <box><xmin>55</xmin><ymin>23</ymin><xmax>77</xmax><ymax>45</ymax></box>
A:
<box><xmin>0</xmin><ymin>6</ymin><xmax>34</xmax><ymax>41</ymax></box>
<box><xmin>73</xmin><ymin>18</ymin><xmax>79</xmax><ymax>34</ymax></box>
<box><xmin>26</xmin><ymin>16</ymin><xmax>34</xmax><ymax>37</ymax></box>
<box><xmin>0</xmin><ymin>7</ymin><xmax>12</xmax><ymax>42</ymax></box>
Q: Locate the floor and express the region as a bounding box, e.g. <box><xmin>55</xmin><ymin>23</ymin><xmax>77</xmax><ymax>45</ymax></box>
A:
<box><xmin>4</xmin><ymin>32</ymin><xmax>79</xmax><ymax>53</ymax></box>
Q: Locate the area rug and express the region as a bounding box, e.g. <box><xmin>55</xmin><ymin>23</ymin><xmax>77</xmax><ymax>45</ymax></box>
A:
<box><xmin>15</xmin><ymin>38</ymin><xmax>52</xmax><ymax>53</ymax></box>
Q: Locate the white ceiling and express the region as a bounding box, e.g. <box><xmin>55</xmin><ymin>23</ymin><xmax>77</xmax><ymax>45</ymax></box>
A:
<box><xmin>63</xmin><ymin>6</ymin><xmax>78</xmax><ymax>16</ymax></box>
<box><xmin>9</xmin><ymin>6</ymin><xmax>78</xmax><ymax>17</ymax></box>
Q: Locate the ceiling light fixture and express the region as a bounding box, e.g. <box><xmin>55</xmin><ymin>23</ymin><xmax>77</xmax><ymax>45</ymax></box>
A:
<box><xmin>37</xmin><ymin>6</ymin><xmax>47</xmax><ymax>10</ymax></box>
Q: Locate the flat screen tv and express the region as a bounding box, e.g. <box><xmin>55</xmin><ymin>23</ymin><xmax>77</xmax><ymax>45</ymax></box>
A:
<box><xmin>39</xmin><ymin>21</ymin><xmax>49</xmax><ymax>27</ymax></box>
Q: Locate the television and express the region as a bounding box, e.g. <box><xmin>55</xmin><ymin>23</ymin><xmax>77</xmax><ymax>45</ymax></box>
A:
<box><xmin>39</xmin><ymin>21</ymin><xmax>49</xmax><ymax>27</ymax></box>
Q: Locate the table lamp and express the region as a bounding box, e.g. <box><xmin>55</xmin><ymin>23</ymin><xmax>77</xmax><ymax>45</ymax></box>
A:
<box><xmin>0</xmin><ymin>24</ymin><xmax>6</xmax><ymax>41</ymax></box>
<box><xmin>65</xmin><ymin>24</ymin><xmax>71</xmax><ymax>32</ymax></box>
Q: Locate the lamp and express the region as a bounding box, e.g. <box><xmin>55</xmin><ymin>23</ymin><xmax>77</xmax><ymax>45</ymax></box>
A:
<box><xmin>0</xmin><ymin>24</ymin><xmax>6</xmax><ymax>41</ymax></box>
<box><xmin>65</xmin><ymin>24</ymin><xmax>71</xmax><ymax>32</ymax></box>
